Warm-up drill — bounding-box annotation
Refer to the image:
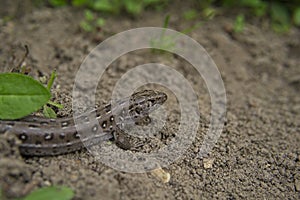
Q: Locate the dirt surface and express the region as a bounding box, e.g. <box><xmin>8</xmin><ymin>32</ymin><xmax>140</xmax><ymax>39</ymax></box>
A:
<box><xmin>0</xmin><ymin>1</ymin><xmax>300</xmax><ymax>200</ymax></box>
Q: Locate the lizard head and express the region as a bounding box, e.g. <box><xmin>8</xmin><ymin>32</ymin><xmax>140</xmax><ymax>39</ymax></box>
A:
<box><xmin>128</xmin><ymin>90</ymin><xmax>167</xmax><ymax>119</ymax></box>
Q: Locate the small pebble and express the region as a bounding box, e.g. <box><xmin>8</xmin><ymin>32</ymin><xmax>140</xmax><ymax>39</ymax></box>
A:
<box><xmin>151</xmin><ymin>167</ymin><xmax>170</xmax><ymax>183</ymax></box>
<box><xmin>203</xmin><ymin>158</ymin><xmax>214</xmax><ymax>169</ymax></box>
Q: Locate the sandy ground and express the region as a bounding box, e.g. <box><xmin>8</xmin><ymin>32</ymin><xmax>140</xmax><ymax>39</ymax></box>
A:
<box><xmin>0</xmin><ymin>2</ymin><xmax>299</xmax><ymax>200</ymax></box>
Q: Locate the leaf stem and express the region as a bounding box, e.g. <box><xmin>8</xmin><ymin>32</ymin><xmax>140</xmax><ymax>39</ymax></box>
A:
<box><xmin>47</xmin><ymin>100</ymin><xmax>63</xmax><ymax>109</ymax></box>
<box><xmin>47</xmin><ymin>70</ymin><xmax>57</xmax><ymax>90</ymax></box>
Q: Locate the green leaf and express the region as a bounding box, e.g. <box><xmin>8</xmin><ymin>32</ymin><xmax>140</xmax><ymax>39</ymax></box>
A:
<box><xmin>203</xmin><ymin>7</ymin><xmax>216</xmax><ymax>19</ymax></box>
<box><xmin>234</xmin><ymin>14</ymin><xmax>245</xmax><ymax>33</ymax></box>
<box><xmin>71</xmin><ymin>0</ymin><xmax>87</xmax><ymax>7</ymax></box>
<box><xmin>124</xmin><ymin>0</ymin><xmax>143</xmax><ymax>15</ymax></box>
<box><xmin>294</xmin><ymin>7</ymin><xmax>300</xmax><ymax>26</ymax></box>
<box><xmin>47</xmin><ymin>101</ymin><xmax>64</xmax><ymax>109</ymax></box>
<box><xmin>80</xmin><ymin>20</ymin><xmax>93</xmax><ymax>32</ymax></box>
<box><xmin>272</xmin><ymin>22</ymin><xmax>290</xmax><ymax>33</ymax></box>
<box><xmin>43</xmin><ymin>105</ymin><xmax>57</xmax><ymax>118</ymax></box>
<box><xmin>183</xmin><ymin>9</ymin><xmax>198</xmax><ymax>20</ymax></box>
<box><xmin>24</xmin><ymin>186</ymin><xmax>74</xmax><ymax>200</ymax></box>
<box><xmin>49</xmin><ymin>0</ymin><xmax>68</xmax><ymax>7</ymax></box>
<box><xmin>96</xmin><ymin>17</ymin><xmax>106</xmax><ymax>27</ymax></box>
<box><xmin>143</xmin><ymin>0</ymin><xmax>162</xmax><ymax>5</ymax></box>
<box><xmin>271</xmin><ymin>3</ymin><xmax>289</xmax><ymax>23</ymax></box>
<box><xmin>163</xmin><ymin>14</ymin><xmax>170</xmax><ymax>28</ymax></box>
<box><xmin>84</xmin><ymin>9</ymin><xmax>94</xmax><ymax>21</ymax></box>
<box><xmin>270</xmin><ymin>3</ymin><xmax>290</xmax><ymax>33</ymax></box>
<box><xmin>240</xmin><ymin>0</ymin><xmax>263</xmax><ymax>7</ymax></box>
<box><xmin>92</xmin><ymin>0</ymin><xmax>118</xmax><ymax>13</ymax></box>
<box><xmin>0</xmin><ymin>73</ymin><xmax>51</xmax><ymax>120</ymax></box>
<box><xmin>47</xmin><ymin>70</ymin><xmax>57</xmax><ymax>90</ymax></box>
<box><xmin>253</xmin><ymin>2</ymin><xmax>267</xmax><ymax>17</ymax></box>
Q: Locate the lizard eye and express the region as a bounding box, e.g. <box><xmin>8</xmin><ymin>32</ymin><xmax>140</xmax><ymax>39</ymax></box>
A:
<box><xmin>135</xmin><ymin>107</ymin><xmax>141</xmax><ymax>114</ymax></box>
<box><xmin>149</xmin><ymin>99</ymin><xmax>155</xmax><ymax>107</ymax></box>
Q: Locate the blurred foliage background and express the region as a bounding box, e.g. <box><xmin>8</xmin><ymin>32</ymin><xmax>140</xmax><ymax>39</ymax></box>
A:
<box><xmin>49</xmin><ymin>0</ymin><xmax>300</xmax><ymax>33</ymax></box>
<box><xmin>1</xmin><ymin>0</ymin><xmax>300</xmax><ymax>33</ymax></box>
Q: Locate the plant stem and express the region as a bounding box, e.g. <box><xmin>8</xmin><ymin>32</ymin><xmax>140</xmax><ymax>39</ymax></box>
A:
<box><xmin>47</xmin><ymin>70</ymin><xmax>57</xmax><ymax>90</ymax></box>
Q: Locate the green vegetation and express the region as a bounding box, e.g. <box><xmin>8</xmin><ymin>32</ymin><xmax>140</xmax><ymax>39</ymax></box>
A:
<box><xmin>48</xmin><ymin>0</ymin><xmax>167</xmax><ymax>33</ymax></box>
<box><xmin>234</xmin><ymin>14</ymin><xmax>245</xmax><ymax>33</ymax></box>
<box><xmin>183</xmin><ymin>9</ymin><xmax>198</xmax><ymax>20</ymax></box>
<box><xmin>80</xmin><ymin>9</ymin><xmax>105</xmax><ymax>32</ymax></box>
<box><xmin>0</xmin><ymin>73</ymin><xmax>50</xmax><ymax>120</ymax></box>
<box><xmin>22</xmin><ymin>186</ymin><xmax>74</xmax><ymax>200</ymax></box>
<box><xmin>294</xmin><ymin>7</ymin><xmax>300</xmax><ymax>26</ymax></box>
<box><xmin>202</xmin><ymin>7</ymin><xmax>217</xmax><ymax>19</ymax></box>
<box><xmin>46</xmin><ymin>0</ymin><xmax>300</xmax><ymax>33</ymax></box>
<box><xmin>49</xmin><ymin>0</ymin><xmax>167</xmax><ymax>16</ymax></box>
<box><xmin>197</xmin><ymin>0</ymin><xmax>300</xmax><ymax>32</ymax></box>
<box><xmin>150</xmin><ymin>14</ymin><xmax>203</xmax><ymax>55</ymax></box>
<box><xmin>150</xmin><ymin>15</ymin><xmax>176</xmax><ymax>53</ymax></box>
<box><xmin>0</xmin><ymin>71</ymin><xmax>62</xmax><ymax>120</ymax></box>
